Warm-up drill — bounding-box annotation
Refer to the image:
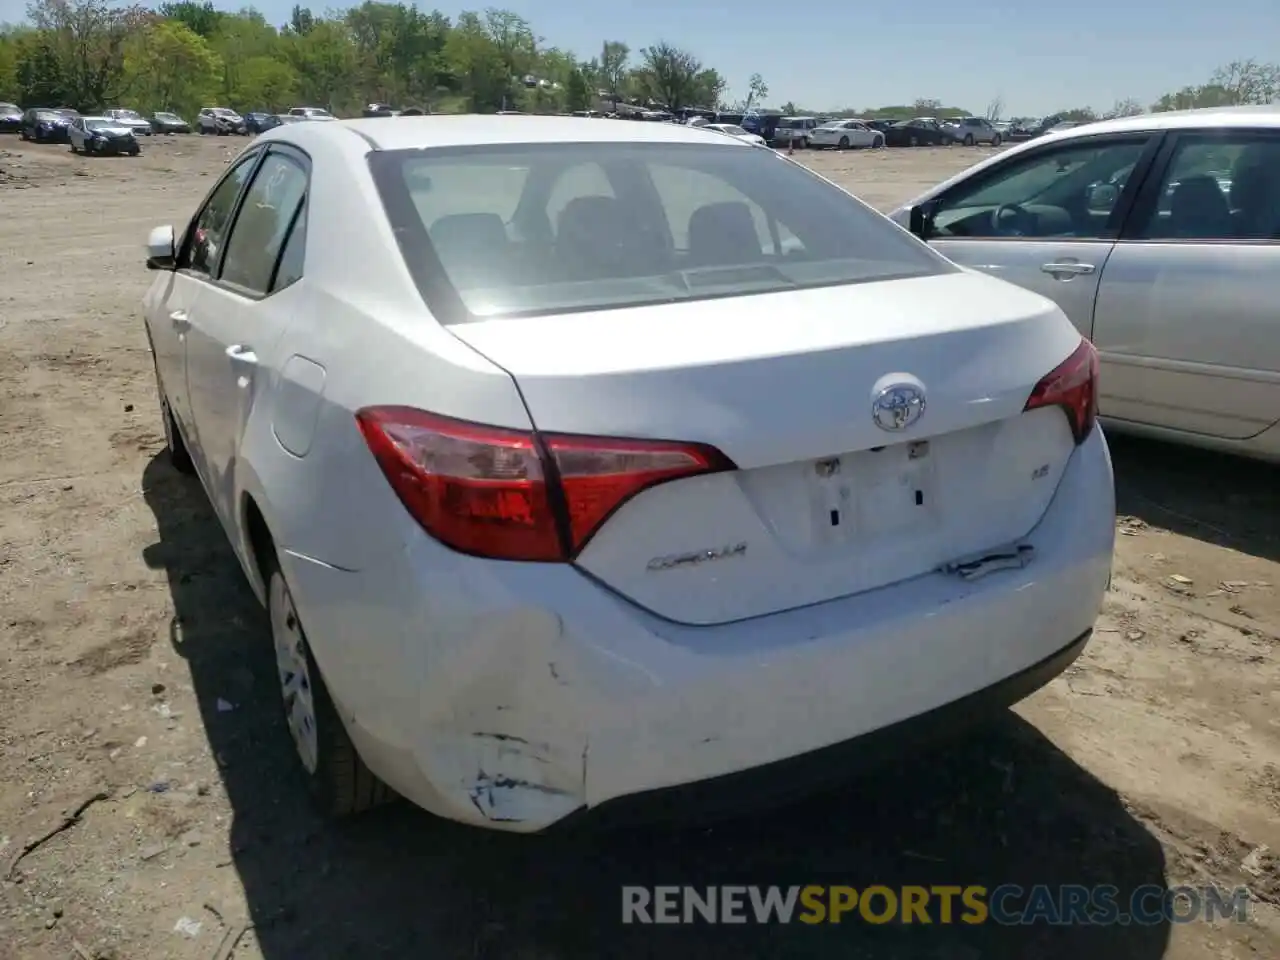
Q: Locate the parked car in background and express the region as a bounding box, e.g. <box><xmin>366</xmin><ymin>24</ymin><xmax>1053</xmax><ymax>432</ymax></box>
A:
<box><xmin>943</xmin><ymin>116</ymin><xmax>1004</xmax><ymax>146</ymax></box>
<box><xmin>741</xmin><ymin>110</ymin><xmax>784</xmax><ymax>143</ymax></box>
<box><xmin>150</xmin><ymin>112</ymin><xmax>191</xmax><ymax>134</ymax></box>
<box><xmin>20</xmin><ymin>108</ymin><xmax>74</xmax><ymax>143</ymax></box>
<box><xmin>883</xmin><ymin>118</ymin><xmax>957</xmax><ymax>147</ymax></box>
<box><xmin>0</xmin><ymin>102</ymin><xmax>22</xmax><ymax>133</ymax></box>
<box><xmin>198</xmin><ymin>107</ymin><xmax>247</xmax><ymax>135</ymax></box>
<box><xmin>773</xmin><ymin>116</ymin><xmax>822</xmax><ymax>148</ymax></box>
<box><xmin>103</xmin><ymin>108</ymin><xmax>153</xmax><ymax>136</ymax></box>
<box><xmin>809</xmin><ymin>119</ymin><xmax>885</xmax><ymax>149</ymax></box>
<box><xmin>288</xmin><ymin>106</ymin><xmax>336</xmax><ymax>121</ymax></box>
<box><xmin>245</xmin><ymin>112</ymin><xmax>283</xmax><ymax>134</ymax></box>
<box><xmin>363</xmin><ymin>102</ymin><xmax>399</xmax><ymax>117</ymax></box>
<box><xmin>68</xmin><ymin>116</ymin><xmax>140</xmax><ymax>156</ymax></box>
<box><xmin>702</xmin><ymin>122</ymin><xmax>767</xmax><ymax>146</ymax></box>
<box><xmin>892</xmin><ymin>104</ymin><xmax>1280</xmax><ymax>461</ymax></box>
<box><xmin>141</xmin><ymin>115</ymin><xmax>1112</xmax><ymax>830</ymax></box>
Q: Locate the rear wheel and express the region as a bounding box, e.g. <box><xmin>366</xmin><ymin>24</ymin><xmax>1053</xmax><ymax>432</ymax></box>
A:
<box><xmin>992</xmin><ymin>133</ymin><xmax>1002</xmax><ymax>146</ymax></box>
<box><xmin>265</xmin><ymin>553</ymin><xmax>393</xmax><ymax>817</ymax></box>
<box><xmin>964</xmin><ymin>133</ymin><xmax>975</xmax><ymax>146</ymax></box>
<box><xmin>873</xmin><ymin>136</ymin><xmax>884</xmax><ymax>149</ymax></box>
<box><xmin>909</xmin><ymin>135</ymin><xmax>919</xmax><ymax>147</ymax></box>
<box><xmin>838</xmin><ymin>136</ymin><xmax>849</xmax><ymax>149</ymax></box>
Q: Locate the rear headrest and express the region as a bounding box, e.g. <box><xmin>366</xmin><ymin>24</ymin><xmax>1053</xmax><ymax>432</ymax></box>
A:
<box><xmin>687</xmin><ymin>201</ymin><xmax>761</xmax><ymax>265</ymax></box>
<box><xmin>556</xmin><ymin>195</ymin><xmax>665</xmax><ymax>277</ymax></box>
<box><xmin>429</xmin><ymin>213</ymin><xmax>509</xmax><ymax>259</ymax></box>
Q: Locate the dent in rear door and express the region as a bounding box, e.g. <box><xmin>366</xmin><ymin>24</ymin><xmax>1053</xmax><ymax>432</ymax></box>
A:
<box><xmin>1090</xmin><ymin>129</ymin><xmax>1280</xmax><ymax>439</ymax></box>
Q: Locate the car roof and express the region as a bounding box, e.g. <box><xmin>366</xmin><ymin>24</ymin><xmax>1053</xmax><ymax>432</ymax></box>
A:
<box><xmin>261</xmin><ymin>114</ymin><xmax>754</xmax><ymax>151</ymax></box>
<box><xmin>890</xmin><ymin>103</ymin><xmax>1280</xmax><ymax>215</ymax></box>
<box><xmin>1046</xmin><ymin>104</ymin><xmax>1280</xmax><ymax>138</ymax></box>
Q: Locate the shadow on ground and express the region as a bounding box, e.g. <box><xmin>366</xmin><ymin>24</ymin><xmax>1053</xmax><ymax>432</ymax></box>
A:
<box><xmin>1110</xmin><ymin>431</ymin><xmax>1280</xmax><ymax>564</ymax></box>
<box><xmin>141</xmin><ymin>453</ymin><xmax>1170</xmax><ymax>959</ymax></box>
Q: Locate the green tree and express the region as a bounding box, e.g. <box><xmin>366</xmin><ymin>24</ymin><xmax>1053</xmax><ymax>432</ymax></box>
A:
<box><xmin>599</xmin><ymin>39</ymin><xmax>627</xmax><ymax>106</ymax></box>
<box><xmin>122</xmin><ymin>18</ymin><xmax>220</xmax><ymax>115</ymax></box>
<box><xmin>287</xmin><ymin>4</ymin><xmax>314</xmax><ymax>35</ymax></box>
<box><xmin>744</xmin><ymin>71</ymin><xmax>767</xmax><ymax>110</ymax></box>
<box><xmin>565</xmin><ymin>65</ymin><xmax>588</xmax><ymax>111</ymax></box>
<box><xmin>23</xmin><ymin>0</ymin><xmax>151</xmax><ymax>109</ymax></box>
<box><xmin>442</xmin><ymin>11</ymin><xmax>505</xmax><ymax>111</ymax></box>
<box><xmin>634</xmin><ymin>41</ymin><xmax>702</xmax><ymax>111</ymax></box>
<box><xmin>157</xmin><ymin>1</ymin><xmax>222</xmax><ymax>38</ymax></box>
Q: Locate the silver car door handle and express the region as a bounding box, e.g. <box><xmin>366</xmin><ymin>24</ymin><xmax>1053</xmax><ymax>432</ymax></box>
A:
<box><xmin>169</xmin><ymin>309</ymin><xmax>191</xmax><ymax>331</ymax></box>
<box><xmin>1040</xmin><ymin>261</ymin><xmax>1096</xmax><ymax>277</ymax></box>
<box><xmin>225</xmin><ymin>344</ymin><xmax>259</xmax><ymax>366</ymax></box>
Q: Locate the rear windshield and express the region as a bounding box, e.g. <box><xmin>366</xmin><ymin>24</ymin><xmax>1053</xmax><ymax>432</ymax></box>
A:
<box><xmin>370</xmin><ymin>141</ymin><xmax>947</xmax><ymax>322</ymax></box>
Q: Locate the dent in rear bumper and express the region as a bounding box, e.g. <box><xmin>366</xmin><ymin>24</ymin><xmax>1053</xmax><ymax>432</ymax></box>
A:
<box><xmin>283</xmin><ymin>428</ymin><xmax>1114</xmax><ymax>832</ymax></box>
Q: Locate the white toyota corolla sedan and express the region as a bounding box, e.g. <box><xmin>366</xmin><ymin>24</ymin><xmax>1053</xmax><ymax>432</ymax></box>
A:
<box><xmin>142</xmin><ymin>115</ymin><xmax>1115</xmax><ymax>831</ymax></box>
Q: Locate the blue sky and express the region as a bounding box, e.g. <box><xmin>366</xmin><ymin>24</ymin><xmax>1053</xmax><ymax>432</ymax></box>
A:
<box><xmin>4</xmin><ymin>0</ymin><xmax>1278</xmax><ymax>115</ymax></box>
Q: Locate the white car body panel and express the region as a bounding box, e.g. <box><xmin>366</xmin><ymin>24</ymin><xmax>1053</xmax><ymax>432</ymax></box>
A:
<box><xmin>143</xmin><ymin>116</ymin><xmax>1115</xmax><ymax>831</ymax></box>
<box><xmin>810</xmin><ymin>122</ymin><xmax>882</xmax><ymax>149</ymax></box>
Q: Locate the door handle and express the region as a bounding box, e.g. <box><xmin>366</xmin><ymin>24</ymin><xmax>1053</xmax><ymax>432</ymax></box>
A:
<box><xmin>1040</xmin><ymin>261</ymin><xmax>1096</xmax><ymax>277</ymax></box>
<box><xmin>169</xmin><ymin>309</ymin><xmax>191</xmax><ymax>331</ymax></box>
<box><xmin>225</xmin><ymin>344</ymin><xmax>259</xmax><ymax>366</ymax></box>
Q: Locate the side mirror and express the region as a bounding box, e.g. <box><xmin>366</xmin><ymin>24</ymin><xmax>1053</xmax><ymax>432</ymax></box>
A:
<box><xmin>908</xmin><ymin>201</ymin><xmax>939</xmax><ymax>241</ymax></box>
<box><xmin>146</xmin><ymin>225</ymin><xmax>176</xmax><ymax>270</ymax></box>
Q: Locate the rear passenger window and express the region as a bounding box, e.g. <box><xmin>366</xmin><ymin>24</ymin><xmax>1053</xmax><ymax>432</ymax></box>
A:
<box><xmin>270</xmin><ymin>205</ymin><xmax>306</xmax><ymax>293</ymax></box>
<box><xmin>1132</xmin><ymin>134</ymin><xmax>1280</xmax><ymax>241</ymax></box>
<box><xmin>219</xmin><ymin>152</ymin><xmax>308</xmax><ymax>294</ymax></box>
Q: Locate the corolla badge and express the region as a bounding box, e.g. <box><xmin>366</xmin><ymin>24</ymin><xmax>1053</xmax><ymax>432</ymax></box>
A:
<box><xmin>871</xmin><ymin>382</ymin><xmax>926</xmax><ymax>431</ymax></box>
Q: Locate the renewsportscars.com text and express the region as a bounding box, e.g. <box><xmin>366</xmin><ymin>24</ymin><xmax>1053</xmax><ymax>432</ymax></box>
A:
<box><xmin>621</xmin><ymin>884</ymin><xmax>1251</xmax><ymax>926</ymax></box>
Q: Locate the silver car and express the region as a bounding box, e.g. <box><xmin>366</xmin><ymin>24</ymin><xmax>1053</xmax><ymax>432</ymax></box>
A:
<box><xmin>103</xmin><ymin>108</ymin><xmax>153</xmax><ymax>136</ymax></box>
<box><xmin>891</xmin><ymin>104</ymin><xmax>1280</xmax><ymax>462</ymax></box>
<box><xmin>944</xmin><ymin>116</ymin><xmax>1004</xmax><ymax>146</ymax></box>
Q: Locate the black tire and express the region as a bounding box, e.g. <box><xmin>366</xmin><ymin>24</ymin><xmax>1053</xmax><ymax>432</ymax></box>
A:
<box><xmin>69</xmin><ymin>140</ymin><xmax>77</xmax><ymax>154</ymax></box>
<box><xmin>873</xmin><ymin>136</ymin><xmax>884</xmax><ymax>149</ymax></box>
<box><xmin>838</xmin><ymin>136</ymin><xmax>849</xmax><ymax>149</ymax></box>
<box><xmin>264</xmin><ymin>552</ymin><xmax>394</xmax><ymax>817</ymax></box>
<box><xmin>910</xmin><ymin>135</ymin><xmax>919</xmax><ymax>147</ymax></box>
<box><xmin>943</xmin><ymin>136</ymin><xmax>955</xmax><ymax>146</ymax></box>
<box><xmin>19</xmin><ymin>129</ymin><xmax>27</xmax><ymax>141</ymax></box>
<box><xmin>992</xmin><ymin>133</ymin><xmax>1002</xmax><ymax>146</ymax></box>
<box><xmin>154</xmin><ymin>363</ymin><xmax>195</xmax><ymax>474</ymax></box>
<box><xmin>964</xmin><ymin>133</ymin><xmax>975</xmax><ymax>146</ymax></box>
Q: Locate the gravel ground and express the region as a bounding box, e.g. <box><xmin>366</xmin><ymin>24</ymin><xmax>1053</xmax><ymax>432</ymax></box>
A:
<box><xmin>1</xmin><ymin>133</ymin><xmax>1277</xmax><ymax>960</ymax></box>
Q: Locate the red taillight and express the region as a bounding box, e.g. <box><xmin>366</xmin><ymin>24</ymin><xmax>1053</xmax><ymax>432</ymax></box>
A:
<box><xmin>1023</xmin><ymin>338</ymin><xmax>1099</xmax><ymax>444</ymax></box>
<box><xmin>355</xmin><ymin>407</ymin><xmax>734</xmax><ymax>562</ymax></box>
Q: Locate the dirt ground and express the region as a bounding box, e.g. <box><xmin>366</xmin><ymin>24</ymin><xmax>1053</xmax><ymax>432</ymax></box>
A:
<box><xmin>1</xmin><ymin>133</ymin><xmax>1278</xmax><ymax>960</ymax></box>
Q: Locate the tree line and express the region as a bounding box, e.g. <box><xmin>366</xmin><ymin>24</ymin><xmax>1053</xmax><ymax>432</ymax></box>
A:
<box><xmin>0</xmin><ymin>1</ymin><xmax>1276</xmax><ymax>125</ymax></box>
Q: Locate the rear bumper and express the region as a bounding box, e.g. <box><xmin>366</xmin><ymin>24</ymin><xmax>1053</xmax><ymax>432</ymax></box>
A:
<box><xmin>284</xmin><ymin>427</ymin><xmax>1114</xmax><ymax>832</ymax></box>
<box><xmin>562</xmin><ymin>627</ymin><xmax>1091</xmax><ymax>827</ymax></box>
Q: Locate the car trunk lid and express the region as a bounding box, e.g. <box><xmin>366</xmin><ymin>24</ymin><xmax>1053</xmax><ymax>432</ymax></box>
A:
<box><xmin>449</xmin><ymin>271</ymin><xmax>1086</xmax><ymax>625</ymax></box>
